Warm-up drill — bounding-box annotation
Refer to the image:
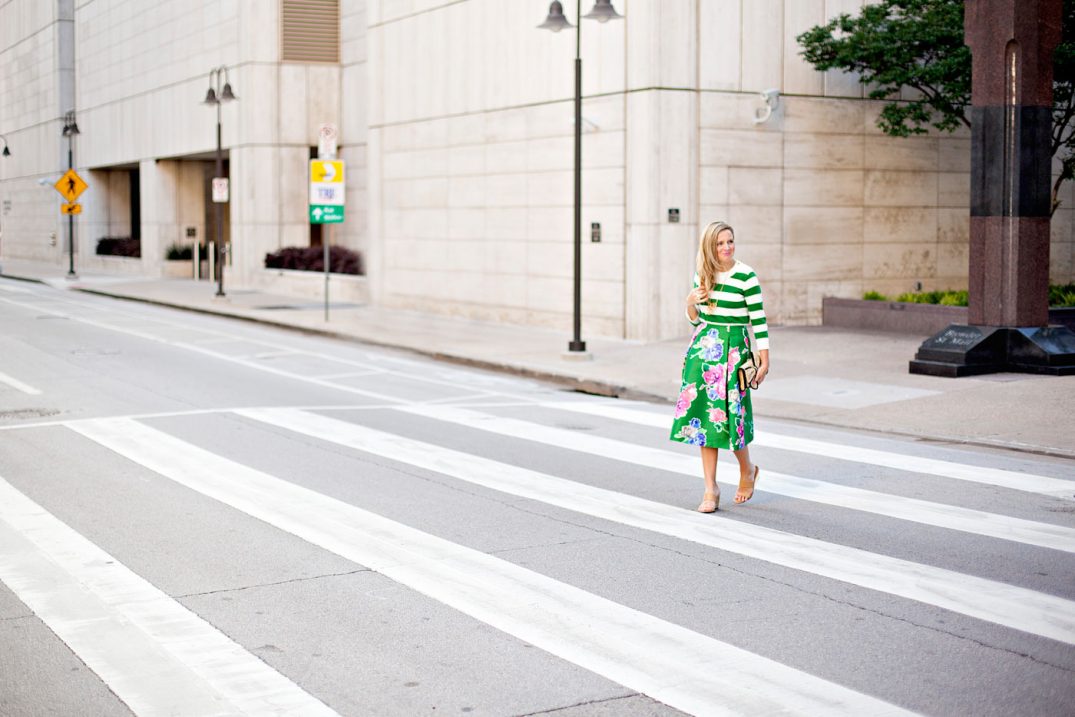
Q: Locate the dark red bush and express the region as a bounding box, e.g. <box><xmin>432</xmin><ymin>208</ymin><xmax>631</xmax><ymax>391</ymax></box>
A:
<box><xmin>96</xmin><ymin>237</ymin><xmax>141</xmax><ymax>257</ymax></box>
<box><xmin>264</xmin><ymin>246</ymin><xmax>363</xmax><ymax>275</ymax></box>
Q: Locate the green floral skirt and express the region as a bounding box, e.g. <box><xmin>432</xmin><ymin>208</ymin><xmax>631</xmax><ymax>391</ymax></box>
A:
<box><xmin>669</xmin><ymin>323</ymin><xmax>755</xmax><ymax>450</ymax></box>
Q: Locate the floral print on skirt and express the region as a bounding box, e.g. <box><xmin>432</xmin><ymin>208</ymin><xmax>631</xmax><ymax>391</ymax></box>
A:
<box><xmin>669</xmin><ymin>323</ymin><xmax>754</xmax><ymax>450</ymax></box>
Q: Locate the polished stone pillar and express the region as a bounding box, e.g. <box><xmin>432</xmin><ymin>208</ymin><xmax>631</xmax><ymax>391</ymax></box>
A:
<box><xmin>911</xmin><ymin>0</ymin><xmax>1075</xmax><ymax>376</ymax></box>
<box><xmin>965</xmin><ymin>0</ymin><xmax>1060</xmax><ymax>327</ymax></box>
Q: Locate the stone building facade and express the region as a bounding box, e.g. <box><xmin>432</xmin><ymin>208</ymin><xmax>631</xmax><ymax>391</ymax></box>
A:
<box><xmin>1</xmin><ymin>0</ymin><xmax>1072</xmax><ymax>341</ymax></box>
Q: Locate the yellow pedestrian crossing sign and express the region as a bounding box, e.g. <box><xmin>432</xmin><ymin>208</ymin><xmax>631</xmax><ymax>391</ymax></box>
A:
<box><xmin>61</xmin><ymin>202</ymin><xmax>82</xmax><ymax>215</ymax></box>
<box><xmin>54</xmin><ymin>169</ymin><xmax>88</xmax><ymax>202</ymax></box>
<box><xmin>310</xmin><ymin>160</ymin><xmax>344</xmax><ymax>184</ymax></box>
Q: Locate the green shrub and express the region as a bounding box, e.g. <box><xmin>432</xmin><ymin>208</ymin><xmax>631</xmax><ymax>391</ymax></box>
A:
<box><xmin>1054</xmin><ymin>289</ymin><xmax>1075</xmax><ymax>308</ymax></box>
<box><xmin>938</xmin><ymin>290</ymin><xmax>968</xmax><ymax>306</ymax></box>
<box><xmin>166</xmin><ymin>243</ymin><xmax>192</xmax><ymax>260</ymax></box>
<box><xmin>165</xmin><ymin>244</ymin><xmax>213</xmax><ymax>261</ymax></box>
<box><xmin>1049</xmin><ymin>283</ymin><xmax>1075</xmax><ymax>307</ymax></box>
<box><xmin>865</xmin><ymin>285</ymin><xmax>1075</xmax><ymax>307</ymax></box>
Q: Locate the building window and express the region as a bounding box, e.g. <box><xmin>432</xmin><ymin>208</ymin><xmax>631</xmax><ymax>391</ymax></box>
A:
<box><xmin>281</xmin><ymin>0</ymin><xmax>339</xmax><ymax>63</ymax></box>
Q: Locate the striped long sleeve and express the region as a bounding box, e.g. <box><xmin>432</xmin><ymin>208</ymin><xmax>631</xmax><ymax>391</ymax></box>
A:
<box><xmin>742</xmin><ymin>269</ymin><xmax>769</xmax><ymax>350</ymax></box>
<box><xmin>688</xmin><ymin>262</ymin><xmax>770</xmax><ymax>350</ymax></box>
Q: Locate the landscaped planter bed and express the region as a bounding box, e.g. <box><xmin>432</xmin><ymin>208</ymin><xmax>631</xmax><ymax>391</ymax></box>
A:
<box><xmin>823</xmin><ymin>297</ymin><xmax>1075</xmax><ymax>334</ymax></box>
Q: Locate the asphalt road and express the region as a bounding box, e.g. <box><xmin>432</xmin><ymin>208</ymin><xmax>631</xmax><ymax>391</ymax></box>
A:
<box><xmin>1</xmin><ymin>278</ymin><xmax>1074</xmax><ymax>717</ymax></box>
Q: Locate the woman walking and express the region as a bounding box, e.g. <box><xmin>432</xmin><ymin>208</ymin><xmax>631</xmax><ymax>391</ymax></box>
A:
<box><xmin>670</xmin><ymin>221</ymin><xmax>770</xmax><ymax>512</ymax></box>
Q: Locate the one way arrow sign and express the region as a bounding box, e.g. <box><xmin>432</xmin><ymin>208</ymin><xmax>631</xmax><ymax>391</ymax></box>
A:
<box><xmin>309</xmin><ymin>204</ymin><xmax>343</xmax><ymax>224</ymax></box>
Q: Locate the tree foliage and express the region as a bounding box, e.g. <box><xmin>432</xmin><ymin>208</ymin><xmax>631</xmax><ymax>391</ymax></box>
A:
<box><xmin>797</xmin><ymin>0</ymin><xmax>1075</xmax><ymax>213</ymax></box>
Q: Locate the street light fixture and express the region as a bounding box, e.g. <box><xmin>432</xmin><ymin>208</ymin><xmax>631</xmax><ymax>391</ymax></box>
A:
<box><xmin>202</xmin><ymin>66</ymin><xmax>238</xmax><ymax>297</ymax></box>
<box><xmin>538</xmin><ymin>1</ymin><xmax>622</xmax><ymax>354</ymax></box>
<box><xmin>0</xmin><ymin>135</ymin><xmax>10</xmax><ymax>157</ymax></box>
<box><xmin>62</xmin><ymin>112</ymin><xmax>80</xmax><ymax>278</ymax></box>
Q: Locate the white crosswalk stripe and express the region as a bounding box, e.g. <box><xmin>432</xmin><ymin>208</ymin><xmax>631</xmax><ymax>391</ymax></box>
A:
<box><xmin>0</xmin><ymin>474</ymin><xmax>339</xmax><ymax>717</ymax></box>
<box><xmin>66</xmin><ymin>416</ymin><xmax>914</xmax><ymax>717</ymax></box>
<box><xmin>401</xmin><ymin>404</ymin><xmax>1075</xmax><ymax>553</ymax></box>
<box><xmin>234</xmin><ymin>407</ymin><xmax>1075</xmax><ymax>646</ymax></box>
<box><xmin>0</xmin><ymin>369</ymin><xmax>41</xmax><ymax>395</ymax></box>
<box><xmin>542</xmin><ymin>400</ymin><xmax>1075</xmax><ymax>498</ymax></box>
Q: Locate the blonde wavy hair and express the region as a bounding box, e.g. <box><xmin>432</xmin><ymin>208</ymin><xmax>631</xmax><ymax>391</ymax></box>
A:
<box><xmin>696</xmin><ymin>221</ymin><xmax>735</xmax><ymax>294</ymax></box>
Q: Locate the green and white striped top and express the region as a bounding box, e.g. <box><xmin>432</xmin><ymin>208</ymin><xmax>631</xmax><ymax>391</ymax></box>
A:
<box><xmin>688</xmin><ymin>261</ymin><xmax>770</xmax><ymax>350</ymax></box>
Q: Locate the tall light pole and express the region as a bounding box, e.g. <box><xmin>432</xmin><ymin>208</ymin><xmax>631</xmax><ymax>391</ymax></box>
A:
<box><xmin>538</xmin><ymin>0</ymin><xmax>622</xmax><ymax>354</ymax></box>
<box><xmin>61</xmin><ymin>112</ymin><xmax>80</xmax><ymax>278</ymax></box>
<box><xmin>0</xmin><ymin>135</ymin><xmax>8</xmax><ymax>264</ymax></box>
<box><xmin>202</xmin><ymin>66</ymin><xmax>238</xmax><ymax>297</ymax></box>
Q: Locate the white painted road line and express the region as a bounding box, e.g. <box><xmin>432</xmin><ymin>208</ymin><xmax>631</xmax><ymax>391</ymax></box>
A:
<box><xmin>240</xmin><ymin>407</ymin><xmax>1075</xmax><ymax>646</ymax></box>
<box><xmin>0</xmin><ymin>282</ymin><xmax>30</xmax><ymax>293</ymax></box>
<box><xmin>407</xmin><ymin>404</ymin><xmax>1075</xmax><ymax>554</ymax></box>
<box><xmin>0</xmin><ymin>295</ymin><xmax>407</xmax><ymax>404</ymax></box>
<box><xmin>70</xmin><ymin>417</ymin><xmax>915</xmax><ymax>717</ymax></box>
<box><xmin>0</xmin><ymin>475</ymin><xmax>338</xmax><ymax>717</ymax></box>
<box><xmin>543</xmin><ymin>400</ymin><xmax>1075</xmax><ymax>499</ymax></box>
<box><xmin>0</xmin><ymin>369</ymin><xmax>42</xmax><ymax>395</ymax></box>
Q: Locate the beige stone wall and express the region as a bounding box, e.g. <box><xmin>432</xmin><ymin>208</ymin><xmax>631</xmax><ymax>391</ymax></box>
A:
<box><xmin>0</xmin><ymin>0</ymin><xmax>68</xmax><ymax>262</ymax></box>
<box><xmin>340</xmin><ymin>0</ymin><xmax>368</xmax><ymax>267</ymax></box>
<box><xmin>368</xmin><ymin>0</ymin><xmax>1067</xmax><ymax>339</ymax></box>
<box><xmin>367</xmin><ymin>0</ymin><xmax>627</xmax><ymax>336</ymax></box>
<box><xmin>699</xmin><ymin>93</ymin><xmax>976</xmax><ymax>325</ymax></box>
<box><xmin>1051</xmin><ymin>156</ymin><xmax>1075</xmax><ymax>285</ymax></box>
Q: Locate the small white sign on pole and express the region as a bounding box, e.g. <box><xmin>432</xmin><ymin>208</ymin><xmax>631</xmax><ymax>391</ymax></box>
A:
<box><xmin>318</xmin><ymin>123</ymin><xmax>338</xmax><ymax>159</ymax></box>
<box><xmin>211</xmin><ymin>177</ymin><xmax>229</xmax><ymax>203</ymax></box>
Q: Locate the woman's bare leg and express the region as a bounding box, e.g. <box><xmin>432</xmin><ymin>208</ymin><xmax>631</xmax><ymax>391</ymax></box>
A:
<box><xmin>697</xmin><ymin>446</ymin><xmax>720</xmax><ymax>511</ymax></box>
<box><xmin>731</xmin><ymin>446</ymin><xmax>758</xmax><ymax>504</ymax></box>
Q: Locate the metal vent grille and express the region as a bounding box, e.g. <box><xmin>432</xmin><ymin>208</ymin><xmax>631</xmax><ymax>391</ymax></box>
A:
<box><xmin>281</xmin><ymin>0</ymin><xmax>339</xmax><ymax>63</ymax></box>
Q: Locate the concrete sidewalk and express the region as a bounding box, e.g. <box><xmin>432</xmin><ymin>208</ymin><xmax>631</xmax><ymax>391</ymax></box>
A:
<box><xmin>3</xmin><ymin>258</ymin><xmax>1073</xmax><ymax>459</ymax></box>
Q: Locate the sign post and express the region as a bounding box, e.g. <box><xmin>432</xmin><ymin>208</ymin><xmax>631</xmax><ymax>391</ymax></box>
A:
<box><xmin>53</xmin><ymin>168</ymin><xmax>88</xmax><ymax>278</ymax></box>
<box><xmin>309</xmin><ymin>158</ymin><xmax>345</xmax><ymax>321</ymax></box>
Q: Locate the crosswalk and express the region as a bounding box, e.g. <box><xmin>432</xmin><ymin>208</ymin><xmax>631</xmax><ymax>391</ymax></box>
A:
<box><xmin>0</xmin><ymin>475</ymin><xmax>338</xmax><ymax>717</ymax></box>
<box><xmin>3</xmin><ymin>395</ymin><xmax>1074</xmax><ymax>715</ymax></box>
<box><xmin>2</xmin><ymin>284</ymin><xmax>1074</xmax><ymax>715</ymax></box>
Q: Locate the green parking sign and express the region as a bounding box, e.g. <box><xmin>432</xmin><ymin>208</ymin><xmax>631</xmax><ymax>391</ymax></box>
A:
<box><xmin>310</xmin><ymin>205</ymin><xmax>344</xmax><ymax>224</ymax></box>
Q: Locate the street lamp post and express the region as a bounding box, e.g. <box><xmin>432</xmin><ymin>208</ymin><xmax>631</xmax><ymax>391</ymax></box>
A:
<box><xmin>0</xmin><ymin>135</ymin><xmax>8</xmax><ymax>263</ymax></box>
<box><xmin>61</xmin><ymin>112</ymin><xmax>80</xmax><ymax>278</ymax></box>
<box><xmin>538</xmin><ymin>0</ymin><xmax>621</xmax><ymax>354</ymax></box>
<box><xmin>202</xmin><ymin>66</ymin><xmax>238</xmax><ymax>297</ymax></box>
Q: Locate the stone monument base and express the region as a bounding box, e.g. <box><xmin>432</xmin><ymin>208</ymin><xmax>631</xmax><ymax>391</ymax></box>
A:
<box><xmin>909</xmin><ymin>324</ymin><xmax>1075</xmax><ymax>377</ymax></box>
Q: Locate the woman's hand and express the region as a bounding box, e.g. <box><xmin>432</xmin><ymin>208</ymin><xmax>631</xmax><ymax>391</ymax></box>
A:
<box><xmin>685</xmin><ymin>287</ymin><xmax>708</xmax><ymax>308</ymax></box>
<box><xmin>754</xmin><ymin>350</ymin><xmax>770</xmax><ymax>387</ymax></box>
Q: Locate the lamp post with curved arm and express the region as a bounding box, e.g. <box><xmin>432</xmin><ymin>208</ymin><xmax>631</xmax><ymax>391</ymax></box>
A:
<box><xmin>0</xmin><ymin>135</ymin><xmax>8</xmax><ymax>261</ymax></box>
<box><xmin>61</xmin><ymin>112</ymin><xmax>80</xmax><ymax>278</ymax></box>
<box><xmin>538</xmin><ymin>1</ymin><xmax>622</xmax><ymax>355</ymax></box>
<box><xmin>202</xmin><ymin>66</ymin><xmax>238</xmax><ymax>297</ymax></box>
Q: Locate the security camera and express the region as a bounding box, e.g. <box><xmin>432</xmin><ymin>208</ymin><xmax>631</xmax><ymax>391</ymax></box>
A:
<box><xmin>753</xmin><ymin>89</ymin><xmax>781</xmax><ymax>125</ymax></box>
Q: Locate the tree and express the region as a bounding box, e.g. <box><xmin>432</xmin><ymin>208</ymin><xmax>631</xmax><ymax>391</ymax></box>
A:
<box><xmin>797</xmin><ymin>0</ymin><xmax>1075</xmax><ymax>215</ymax></box>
